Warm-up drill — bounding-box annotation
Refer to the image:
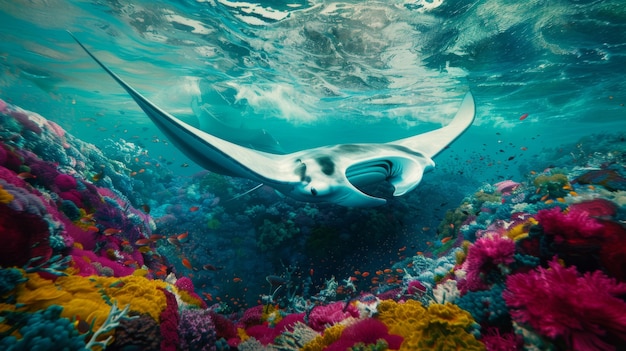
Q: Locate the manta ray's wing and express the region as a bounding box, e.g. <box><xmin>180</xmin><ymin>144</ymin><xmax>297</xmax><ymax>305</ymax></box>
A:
<box><xmin>69</xmin><ymin>33</ymin><xmax>299</xmax><ymax>187</ymax></box>
<box><xmin>391</xmin><ymin>92</ymin><xmax>475</xmax><ymax>158</ymax></box>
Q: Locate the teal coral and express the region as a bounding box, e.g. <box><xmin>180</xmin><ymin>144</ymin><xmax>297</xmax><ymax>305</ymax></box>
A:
<box><xmin>0</xmin><ymin>305</ymin><xmax>87</xmax><ymax>351</ymax></box>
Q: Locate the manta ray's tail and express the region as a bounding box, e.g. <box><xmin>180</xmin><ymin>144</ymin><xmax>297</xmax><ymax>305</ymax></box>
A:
<box><xmin>391</xmin><ymin>92</ymin><xmax>475</xmax><ymax>158</ymax></box>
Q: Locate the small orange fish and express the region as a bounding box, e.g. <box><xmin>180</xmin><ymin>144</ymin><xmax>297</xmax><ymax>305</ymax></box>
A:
<box><xmin>449</xmin><ymin>223</ymin><xmax>455</xmax><ymax>229</ymax></box>
<box><xmin>103</xmin><ymin>228</ymin><xmax>122</xmax><ymax>236</ymax></box>
<box><xmin>376</xmin><ymin>270</ymin><xmax>383</xmax><ymax>275</ymax></box>
<box><xmin>233</xmin><ymin>277</ymin><xmax>242</xmax><ymax>283</ymax></box>
<box><xmin>189</xmin><ymin>206</ymin><xmax>200</xmax><ymax>212</ymax></box>
<box><xmin>361</xmin><ymin>271</ymin><xmax>370</xmax><ymax>278</ymax></box>
<box><xmin>92</xmin><ymin>170</ymin><xmax>104</xmax><ymax>182</ymax></box>
<box><xmin>422</xmin><ymin>227</ymin><xmax>430</xmax><ymax>232</ymax></box>
<box><xmin>130</xmin><ymin>172</ymin><xmax>137</xmax><ymax>177</ymax></box>
<box><xmin>138</xmin><ymin>168</ymin><xmax>145</xmax><ymax>174</ymax></box>
<box><xmin>441</xmin><ymin>236</ymin><xmax>453</xmax><ymax>244</ymax></box>
<box><xmin>203</xmin><ymin>292</ymin><xmax>213</xmax><ymax>301</ymax></box>
<box><xmin>556</xmin><ymin>197</ymin><xmax>566</xmax><ymax>203</ymax></box>
<box><xmin>545</xmin><ymin>199</ymin><xmax>554</xmax><ymax>204</ymax></box>
<box><xmin>87</xmin><ymin>226</ymin><xmax>99</xmax><ymax>232</ymax></box>
<box><xmin>569</xmin><ymin>191</ymin><xmax>579</xmax><ymax>197</ymax></box>
<box><xmin>17</xmin><ymin>172</ymin><xmax>36</xmax><ymax>179</ymax></box>
<box><xmin>395</xmin><ymin>268</ymin><xmax>404</xmax><ymax>273</ymax></box>
<box><xmin>398</xmin><ymin>246</ymin><xmax>406</xmax><ymax>252</ymax></box>
<box><xmin>354</xmin><ymin>270</ymin><xmax>361</xmax><ymax>275</ymax></box>
<box><xmin>177</xmin><ymin>232</ymin><xmax>189</xmax><ymax>243</ymax></box>
<box><xmin>138</xmin><ymin>246</ymin><xmax>151</xmax><ymax>253</ymax></box>
<box><xmin>149</xmin><ymin>234</ymin><xmax>164</xmax><ymax>241</ymax></box>
<box><xmin>182</xmin><ymin>258</ymin><xmax>192</xmax><ymax>269</ymax></box>
<box><xmin>540</xmin><ymin>194</ymin><xmax>550</xmax><ymax>201</ymax></box>
<box><xmin>135</xmin><ymin>238</ymin><xmax>152</xmax><ymax>246</ymax></box>
<box><xmin>519</xmin><ymin>113</ymin><xmax>529</xmax><ymax>121</ymax></box>
<box><xmin>383</xmin><ymin>268</ymin><xmax>392</xmax><ymax>274</ymax></box>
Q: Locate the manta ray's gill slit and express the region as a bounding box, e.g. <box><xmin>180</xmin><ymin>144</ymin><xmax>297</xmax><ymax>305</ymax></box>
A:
<box><xmin>346</xmin><ymin>160</ymin><xmax>393</xmax><ymax>188</ymax></box>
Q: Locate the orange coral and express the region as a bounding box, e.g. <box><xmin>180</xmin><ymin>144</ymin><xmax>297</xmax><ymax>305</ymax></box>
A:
<box><xmin>0</xmin><ymin>185</ymin><xmax>14</xmax><ymax>204</ymax></box>
<box><xmin>377</xmin><ymin>300</ymin><xmax>485</xmax><ymax>351</ymax></box>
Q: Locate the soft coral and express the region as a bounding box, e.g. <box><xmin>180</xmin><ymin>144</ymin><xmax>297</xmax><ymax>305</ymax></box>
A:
<box><xmin>504</xmin><ymin>259</ymin><xmax>626</xmax><ymax>351</ymax></box>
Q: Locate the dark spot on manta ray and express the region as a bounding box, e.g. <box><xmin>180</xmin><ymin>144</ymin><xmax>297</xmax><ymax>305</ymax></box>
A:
<box><xmin>316</xmin><ymin>156</ymin><xmax>335</xmax><ymax>175</ymax></box>
<box><xmin>294</xmin><ymin>160</ymin><xmax>307</xmax><ymax>181</ymax></box>
<box><xmin>311</xmin><ymin>188</ymin><xmax>318</xmax><ymax>196</ymax></box>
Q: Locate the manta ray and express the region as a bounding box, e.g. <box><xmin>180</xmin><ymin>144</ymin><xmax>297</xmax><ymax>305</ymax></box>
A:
<box><xmin>70</xmin><ymin>33</ymin><xmax>475</xmax><ymax>207</ymax></box>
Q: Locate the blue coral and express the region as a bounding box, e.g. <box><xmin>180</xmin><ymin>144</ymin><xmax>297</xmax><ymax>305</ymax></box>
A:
<box><xmin>457</xmin><ymin>284</ymin><xmax>509</xmax><ymax>327</ymax></box>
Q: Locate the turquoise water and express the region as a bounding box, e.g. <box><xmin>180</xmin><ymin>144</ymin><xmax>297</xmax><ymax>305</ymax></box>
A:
<box><xmin>1</xmin><ymin>1</ymin><xmax>626</xmax><ymax>349</ymax></box>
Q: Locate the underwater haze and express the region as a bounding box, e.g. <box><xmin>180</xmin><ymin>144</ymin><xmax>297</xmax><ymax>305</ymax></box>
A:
<box><xmin>1</xmin><ymin>1</ymin><xmax>626</xmax><ymax>350</ymax></box>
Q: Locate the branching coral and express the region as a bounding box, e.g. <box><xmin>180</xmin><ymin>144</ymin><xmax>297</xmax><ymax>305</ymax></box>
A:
<box><xmin>178</xmin><ymin>308</ymin><xmax>217</xmax><ymax>351</ymax></box>
<box><xmin>504</xmin><ymin>259</ymin><xmax>626</xmax><ymax>351</ymax></box>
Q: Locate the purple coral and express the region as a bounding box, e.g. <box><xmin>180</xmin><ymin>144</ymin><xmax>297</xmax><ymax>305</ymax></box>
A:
<box><xmin>504</xmin><ymin>259</ymin><xmax>626</xmax><ymax>351</ymax></box>
<box><xmin>178</xmin><ymin>308</ymin><xmax>217</xmax><ymax>351</ymax></box>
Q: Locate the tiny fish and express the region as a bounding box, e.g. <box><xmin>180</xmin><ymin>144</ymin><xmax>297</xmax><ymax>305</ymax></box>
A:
<box><xmin>182</xmin><ymin>258</ymin><xmax>192</xmax><ymax>269</ymax></box>
<box><xmin>519</xmin><ymin>113</ymin><xmax>529</xmax><ymax>121</ymax></box>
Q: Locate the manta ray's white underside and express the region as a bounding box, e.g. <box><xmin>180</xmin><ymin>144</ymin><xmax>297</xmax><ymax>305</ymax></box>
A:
<box><xmin>70</xmin><ymin>33</ymin><xmax>476</xmax><ymax>207</ymax></box>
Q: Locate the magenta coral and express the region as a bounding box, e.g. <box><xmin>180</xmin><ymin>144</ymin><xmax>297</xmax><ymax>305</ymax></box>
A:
<box><xmin>54</xmin><ymin>174</ymin><xmax>77</xmax><ymax>191</ymax></box>
<box><xmin>308</xmin><ymin>301</ymin><xmax>359</xmax><ymax>331</ymax></box>
<box><xmin>462</xmin><ymin>235</ymin><xmax>515</xmax><ymax>292</ymax></box>
<box><xmin>503</xmin><ymin>259</ymin><xmax>626</xmax><ymax>351</ymax></box>
<box><xmin>569</xmin><ymin>198</ymin><xmax>617</xmax><ymax>217</ymax></box>
<box><xmin>325</xmin><ymin>318</ymin><xmax>403</xmax><ymax>351</ymax></box>
<box><xmin>535</xmin><ymin>206</ymin><xmax>604</xmax><ymax>242</ymax></box>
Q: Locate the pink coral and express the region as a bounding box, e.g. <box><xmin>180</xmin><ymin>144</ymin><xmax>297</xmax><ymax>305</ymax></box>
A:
<box><xmin>535</xmin><ymin>206</ymin><xmax>604</xmax><ymax>242</ymax></box>
<box><xmin>495</xmin><ymin>180</ymin><xmax>520</xmax><ymax>195</ymax></box>
<box><xmin>503</xmin><ymin>259</ymin><xmax>626</xmax><ymax>351</ymax></box>
<box><xmin>325</xmin><ymin>318</ymin><xmax>403</xmax><ymax>351</ymax></box>
<box><xmin>462</xmin><ymin>235</ymin><xmax>516</xmax><ymax>292</ymax></box>
<box><xmin>308</xmin><ymin>301</ymin><xmax>359</xmax><ymax>331</ymax></box>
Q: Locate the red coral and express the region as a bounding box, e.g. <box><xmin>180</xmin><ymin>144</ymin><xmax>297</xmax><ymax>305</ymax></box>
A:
<box><xmin>158</xmin><ymin>288</ymin><xmax>180</xmax><ymax>351</ymax></box>
<box><xmin>0</xmin><ymin>203</ymin><xmax>52</xmax><ymax>267</ymax></box>
<box><xmin>503</xmin><ymin>259</ymin><xmax>626</xmax><ymax>351</ymax></box>
<box><xmin>238</xmin><ymin>305</ymin><xmax>263</xmax><ymax>329</ymax></box>
<box><xmin>209</xmin><ymin>311</ymin><xmax>238</xmax><ymax>347</ymax></box>
<box><xmin>325</xmin><ymin>318</ymin><xmax>403</xmax><ymax>351</ymax></box>
<box><xmin>462</xmin><ymin>235</ymin><xmax>516</xmax><ymax>292</ymax></box>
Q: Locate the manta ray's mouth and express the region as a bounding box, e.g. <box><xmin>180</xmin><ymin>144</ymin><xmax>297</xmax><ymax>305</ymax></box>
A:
<box><xmin>345</xmin><ymin>160</ymin><xmax>395</xmax><ymax>198</ymax></box>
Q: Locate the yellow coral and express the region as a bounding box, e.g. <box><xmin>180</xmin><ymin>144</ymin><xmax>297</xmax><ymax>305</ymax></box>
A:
<box><xmin>301</xmin><ymin>323</ymin><xmax>345</xmax><ymax>351</ymax></box>
<box><xmin>0</xmin><ymin>185</ymin><xmax>14</xmax><ymax>204</ymax></box>
<box><xmin>506</xmin><ymin>218</ymin><xmax>537</xmax><ymax>241</ymax></box>
<box><xmin>176</xmin><ymin>289</ymin><xmax>205</xmax><ymax>308</ymax></box>
<box><xmin>376</xmin><ymin>300</ymin><xmax>485</xmax><ymax>351</ymax></box>
<box><xmin>14</xmin><ymin>272</ymin><xmax>169</xmax><ymax>331</ymax></box>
